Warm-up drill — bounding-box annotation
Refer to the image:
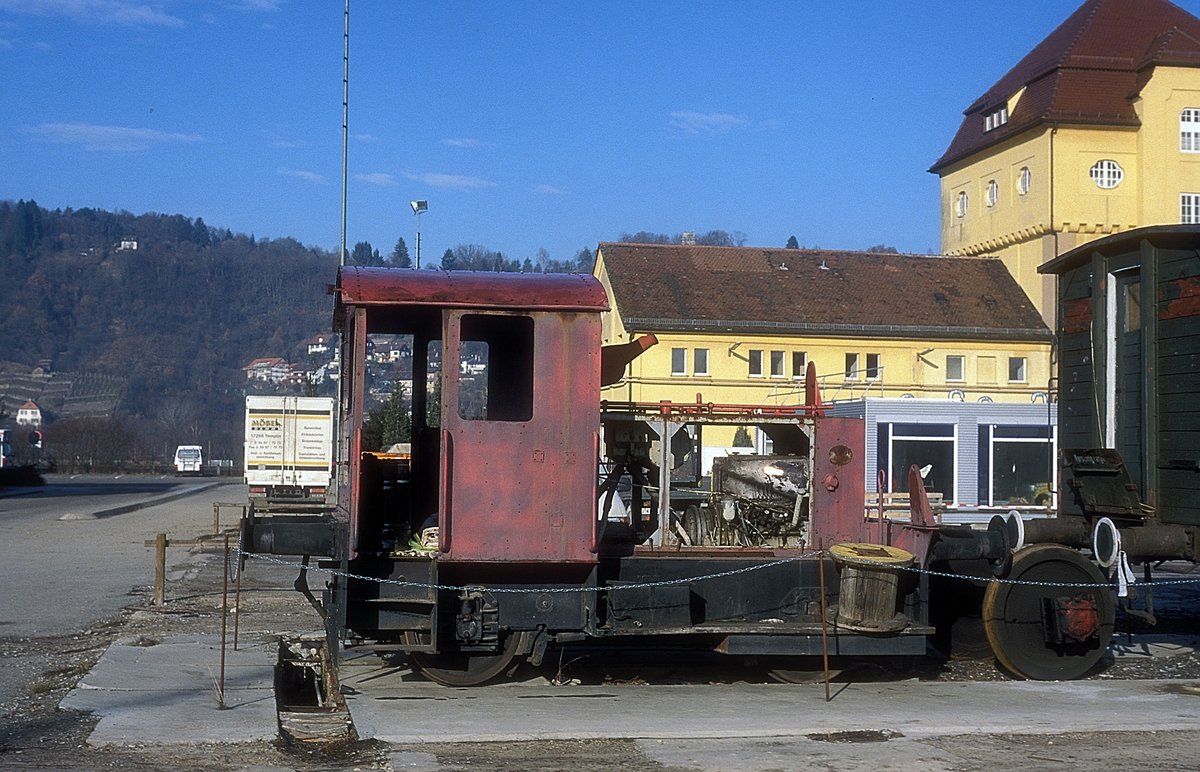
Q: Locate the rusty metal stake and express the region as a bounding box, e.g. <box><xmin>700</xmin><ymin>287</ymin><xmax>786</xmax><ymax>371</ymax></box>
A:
<box><xmin>233</xmin><ymin>535</ymin><xmax>244</xmax><ymax>651</ymax></box>
<box><xmin>219</xmin><ymin>532</ymin><xmax>229</xmax><ymax>709</ymax></box>
<box><xmin>154</xmin><ymin>532</ymin><xmax>167</xmax><ymax>606</ymax></box>
<box><xmin>818</xmin><ymin>541</ymin><xmax>831</xmax><ymax>703</ymax></box>
<box><xmin>212</xmin><ymin>502</ymin><xmax>221</xmax><ymax>535</ymax></box>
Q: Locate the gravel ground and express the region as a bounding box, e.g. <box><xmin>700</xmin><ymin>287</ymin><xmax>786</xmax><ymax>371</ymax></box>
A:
<box><xmin>1</xmin><ymin>543</ymin><xmax>1198</xmax><ymax>770</ymax></box>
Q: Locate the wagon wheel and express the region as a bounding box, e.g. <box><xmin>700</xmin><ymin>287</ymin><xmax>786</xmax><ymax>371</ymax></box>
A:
<box><xmin>983</xmin><ymin>544</ymin><xmax>1114</xmax><ymax>680</ymax></box>
<box><xmin>402</xmin><ymin>632</ymin><xmax>522</xmax><ymax>687</ymax></box>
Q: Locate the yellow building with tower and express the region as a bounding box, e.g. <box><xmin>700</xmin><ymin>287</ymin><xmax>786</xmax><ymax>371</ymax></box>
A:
<box><xmin>594</xmin><ymin>243</ymin><xmax>1052</xmax><ymax>451</ymax></box>
<box><xmin>931</xmin><ymin>0</ymin><xmax>1200</xmax><ymax>326</ymax></box>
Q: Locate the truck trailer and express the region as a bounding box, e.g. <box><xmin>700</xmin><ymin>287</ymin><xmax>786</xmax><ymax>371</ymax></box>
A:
<box><xmin>244</xmin><ymin>395</ymin><xmax>335</xmax><ymax>512</ymax></box>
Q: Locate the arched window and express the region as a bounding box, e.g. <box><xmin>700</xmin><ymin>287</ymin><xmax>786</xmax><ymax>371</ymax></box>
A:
<box><xmin>986</xmin><ymin>179</ymin><xmax>999</xmax><ymax>208</ymax></box>
<box><xmin>1017</xmin><ymin>167</ymin><xmax>1031</xmax><ymax>196</ymax></box>
<box><xmin>1090</xmin><ymin>160</ymin><xmax>1124</xmax><ymax>189</ymax></box>
<box><xmin>1181</xmin><ymin>108</ymin><xmax>1200</xmax><ymax>152</ymax></box>
<box><xmin>955</xmin><ymin>191</ymin><xmax>968</xmax><ymax>218</ymax></box>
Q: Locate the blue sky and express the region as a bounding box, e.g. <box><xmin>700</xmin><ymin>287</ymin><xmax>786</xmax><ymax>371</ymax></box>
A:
<box><xmin>3</xmin><ymin>1</ymin><xmax>1196</xmax><ymax>266</ymax></box>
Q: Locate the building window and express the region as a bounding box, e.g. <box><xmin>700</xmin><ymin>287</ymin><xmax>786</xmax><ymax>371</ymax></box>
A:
<box><xmin>984</xmin><ymin>106</ymin><xmax>1008</xmax><ymax>132</ymax></box>
<box><xmin>865</xmin><ymin>353</ymin><xmax>880</xmax><ymax>380</ymax></box>
<box><xmin>946</xmin><ymin>355</ymin><xmax>965</xmax><ymax>382</ymax></box>
<box><xmin>693</xmin><ymin>348</ymin><xmax>709</xmax><ymax>377</ymax></box>
<box><xmin>770</xmin><ymin>350</ymin><xmax>785</xmax><ymax>378</ymax></box>
<box><xmin>791</xmin><ymin>351</ymin><xmax>807</xmax><ymax>380</ymax></box>
<box><xmin>1090</xmin><ymin>159</ymin><xmax>1124</xmax><ymax>189</ymax></box>
<box><xmin>978</xmin><ymin>425</ymin><xmax>1056</xmax><ymax>508</ymax></box>
<box><xmin>1008</xmin><ymin>356</ymin><xmax>1027</xmax><ymax>383</ymax></box>
<box><xmin>1017</xmin><ymin>166</ymin><xmax>1031</xmax><ymax>196</ymax></box>
<box><xmin>878</xmin><ymin>422</ymin><xmax>957</xmax><ymax>504</ymax></box>
<box><xmin>845</xmin><ymin>353</ymin><xmax>860</xmax><ymax>381</ymax></box>
<box><xmin>954</xmin><ymin>191</ymin><xmax>968</xmax><ymax>218</ymax></box>
<box><xmin>748</xmin><ymin>349</ymin><xmax>763</xmax><ymax>377</ymax></box>
<box><xmin>671</xmin><ymin>347</ymin><xmax>687</xmax><ymax>376</ymax></box>
<box><xmin>986</xmin><ymin>179</ymin><xmax>998</xmax><ymax>208</ymax></box>
<box><xmin>1183</xmin><ymin>193</ymin><xmax>1200</xmax><ymax>224</ymax></box>
<box><xmin>1181</xmin><ymin>108</ymin><xmax>1200</xmax><ymax>152</ymax></box>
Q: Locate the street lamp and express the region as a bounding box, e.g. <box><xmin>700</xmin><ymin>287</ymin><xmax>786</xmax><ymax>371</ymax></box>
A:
<box><xmin>410</xmin><ymin>200</ymin><xmax>427</xmax><ymax>268</ymax></box>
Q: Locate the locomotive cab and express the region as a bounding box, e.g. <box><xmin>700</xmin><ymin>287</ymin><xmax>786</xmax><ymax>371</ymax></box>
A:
<box><xmin>335</xmin><ymin>267</ymin><xmax>609</xmax><ymax>565</ymax></box>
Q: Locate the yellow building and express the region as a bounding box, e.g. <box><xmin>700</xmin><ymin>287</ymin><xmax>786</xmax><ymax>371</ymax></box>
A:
<box><xmin>931</xmin><ymin>0</ymin><xmax>1200</xmax><ymax>326</ymax></box>
<box><xmin>595</xmin><ymin>243</ymin><xmax>1052</xmax><ymax>446</ymax></box>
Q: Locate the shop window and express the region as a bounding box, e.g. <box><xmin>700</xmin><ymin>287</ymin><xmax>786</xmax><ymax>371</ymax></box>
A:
<box><xmin>877</xmin><ymin>422</ymin><xmax>956</xmax><ymax>503</ymax></box>
<box><xmin>978</xmin><ymin>425</ymin><xmax>1055</xmax><ymax>507</ymax></box>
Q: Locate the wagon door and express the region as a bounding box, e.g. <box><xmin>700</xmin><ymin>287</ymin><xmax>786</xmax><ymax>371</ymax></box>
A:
<box><xmin>438</xmin><ymin>310</ymin><xmax>599</xmax><ymax>563</ymax></box>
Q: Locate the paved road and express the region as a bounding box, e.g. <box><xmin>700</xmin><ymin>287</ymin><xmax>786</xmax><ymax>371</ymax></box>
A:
<box><xmin>0</xmin><ymin>474</ymin><xmax>242</xmax><ymax>638</ymax></box>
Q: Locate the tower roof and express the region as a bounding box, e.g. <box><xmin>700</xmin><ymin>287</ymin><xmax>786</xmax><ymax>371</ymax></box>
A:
<box><xmin>931</xmin><ymin>0</ymin><xmax>1200</xmax><ymax>172</ymax></box>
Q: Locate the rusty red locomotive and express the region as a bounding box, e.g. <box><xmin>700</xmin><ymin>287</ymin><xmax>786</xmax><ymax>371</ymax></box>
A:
<box><xmin>246</xmin><ymin>225</ymin><xmax>1200</xmax><ymax>684</ymax></box>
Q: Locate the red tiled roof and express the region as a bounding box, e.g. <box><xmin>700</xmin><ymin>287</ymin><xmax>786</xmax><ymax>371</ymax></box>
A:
<box><xmin>598</xmin><ymin>243</ymin><xmax>1050</xmax><ymax>341</ymax></box>
<box><xmin>931</xmin><ymin>0</ymin><xmax>1200</xmax><ymax>172</ymax></box>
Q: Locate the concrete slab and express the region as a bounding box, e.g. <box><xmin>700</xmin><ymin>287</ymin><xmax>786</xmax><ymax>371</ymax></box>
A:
<box><xmin>340</xmin><ymin>656</ymin><xmax>1200</xmax><ymax>744</ymax></box>
<box><xmin>1111</xmin><ymin>634</ymin><xmax>1200</xmax><ymax>659</ymax></box>
<box><xmin>636</xmin><ymin>736</ymin><xmax>968</xmax><ymax>772</ymax></box>
<box><xmin>61</xmin><ymin>635</ymin><xmax>279</xmax><ymax>746</ymax></box>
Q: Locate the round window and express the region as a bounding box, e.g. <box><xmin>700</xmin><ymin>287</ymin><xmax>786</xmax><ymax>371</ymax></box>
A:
<box><xmin>1017</xmin><ymin>167</ymin><xmax>1031</xmax><ymax>195</ymax></box>
<box><xmin>1090</xmin><ymin>159</ymin><xmax>1124</xmax><ymax>189</ymax></box>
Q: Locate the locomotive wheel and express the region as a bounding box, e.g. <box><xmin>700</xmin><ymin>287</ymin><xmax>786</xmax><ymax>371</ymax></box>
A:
<box><xmin>402</xmin><ymin>632</ymin><xmax>521</xmax><ymax>687</ymax></box>
<box><xmin>983</xmin><ymin>544</ymin><xmax>1114</xmax><ymax>681</ymax></box>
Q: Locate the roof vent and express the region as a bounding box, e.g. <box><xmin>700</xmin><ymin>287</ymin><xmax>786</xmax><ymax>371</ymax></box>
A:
<box><xmin>818</xmin><ymin>259</ymin><xmax>830</xmax><ymax>270</ymax></box>
<box><xmin>934</xmin><ymin>291</ymin><xmax>948</xmax><ymax>302</ymax></box>
<box><xmin>779</xmin><ymin>261</ymin><xmax>788</xmax><ymax>271</ymax></box>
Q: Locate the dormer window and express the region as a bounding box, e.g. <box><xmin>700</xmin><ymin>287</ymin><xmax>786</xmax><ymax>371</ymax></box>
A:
<box><xmin>984</xmin><ymin>107</ymin><xmax>1008</xmax><ymax>132</ymax></box>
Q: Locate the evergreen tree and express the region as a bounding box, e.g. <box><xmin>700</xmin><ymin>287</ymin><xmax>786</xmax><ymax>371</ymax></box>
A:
<box><xmin>785</xmin><ymin>235</ymin><xmax>799</xmax><ymax>249</ymax></box>
<box><xmin>362</xmin><ymin>380</ymin><xmax>412</xmax><ymax>451</ymax></box>
<box><xmin>389</xmin><ymin>236</ymin><xmax>412</xmax><ymax>267</ymax></box>
<box><xmin>350</xmin><ymin>240</ymin><xmax>383</xmax><ymax>266</ymax></box>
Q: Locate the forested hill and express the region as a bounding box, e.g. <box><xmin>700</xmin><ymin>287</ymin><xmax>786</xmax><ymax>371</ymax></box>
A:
<box><xmin>0</xmin><ymin>200</ymin><xmax>336</xmax><ymax>459</ymax></box>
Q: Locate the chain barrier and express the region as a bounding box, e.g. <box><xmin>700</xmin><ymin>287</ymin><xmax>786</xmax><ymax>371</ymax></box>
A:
<box><xmin>237</xmin><ymin>547</ymin><xmax>1200</xmax><ymax>595</ymax></box>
